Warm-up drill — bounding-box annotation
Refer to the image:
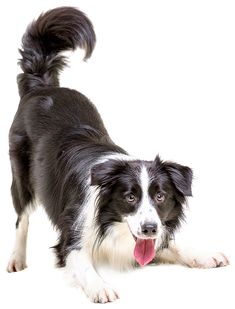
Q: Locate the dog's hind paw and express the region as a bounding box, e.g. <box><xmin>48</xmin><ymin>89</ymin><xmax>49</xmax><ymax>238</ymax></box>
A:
<box><xmin>191</xmin><ymin>252</ymin><xmax>229</xmax><ymax>269</ymax></box>
<box><xmin>7</xmin><ymin>253</ymin><xmax>27</xmax><ymax>272</ymax></box>
<box><xmin>85</xmin><ymin>281</ymin><xmax>119</xmax><ymax>303</ymax></box>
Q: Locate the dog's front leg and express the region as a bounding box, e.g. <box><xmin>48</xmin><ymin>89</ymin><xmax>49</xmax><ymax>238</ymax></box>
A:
<box><xmin>66</xmin><ymin>250</ymin><xmax>119</xmax><ymax>303</ymax></box>
<box><xmin>155</xmin><ymin>241</ymin><xmax>229</xmax><ymax>268</ymax></box>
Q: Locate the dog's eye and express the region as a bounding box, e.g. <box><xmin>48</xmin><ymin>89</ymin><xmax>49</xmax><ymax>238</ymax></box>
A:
<box><xmin>125</xmin><ymin>194</ymin><xmax>137</xmax><ymax>204</ymax></box>
<box><xmin>155</xmin><ymin>192</ymin><xmax>165</xmax><ymax>203</ymax></box>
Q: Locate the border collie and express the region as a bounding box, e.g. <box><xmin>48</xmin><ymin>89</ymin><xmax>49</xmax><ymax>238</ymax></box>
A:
<box><xmin>7</xmin><ymin>7</ymin><xmax>229</xmax><ymax>303</ymax></box>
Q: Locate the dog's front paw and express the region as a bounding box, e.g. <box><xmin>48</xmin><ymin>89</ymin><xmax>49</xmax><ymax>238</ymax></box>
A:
<box><xmin>191</xmin><ymin>252</ymin><xmax>229</xmax><ymax>269</ymax></box>
<box><xmin>84</xmin><ymin>280</ymin><xmax>119</xmax><ymax>303</ymax></box>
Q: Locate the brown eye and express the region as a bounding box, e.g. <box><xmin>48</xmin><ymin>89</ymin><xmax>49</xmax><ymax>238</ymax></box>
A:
<box><xmin>156</xmin><ymin>192</ymin><xmax>165</xmax><ymax>203</ymax></box>
<box><xmin>125</xmin><ymin>194</ymin><xmax>136</xmax><ymax>204</ymax></box>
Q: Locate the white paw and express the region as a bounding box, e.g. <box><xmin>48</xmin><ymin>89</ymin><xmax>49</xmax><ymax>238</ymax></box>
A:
<box><xmin>7</xmin><ymin>253</ymin><xmax>27</xmax><ymax>272</ymax></box>
<box><xmin>191</xmin><ymin>252</ymin><xmax>229</xmax><ymax>269</ymax></box>
<box><xmin>84</xmin><ymin>281</ymin><xmax>119</xmax><ymax>303</ymax></box>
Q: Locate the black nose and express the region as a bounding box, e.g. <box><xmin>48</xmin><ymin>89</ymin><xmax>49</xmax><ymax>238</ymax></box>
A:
<box><xmin>141</xmin><ymin>223</ymin><xmax>158</xmax><ymax>236</ymax></box>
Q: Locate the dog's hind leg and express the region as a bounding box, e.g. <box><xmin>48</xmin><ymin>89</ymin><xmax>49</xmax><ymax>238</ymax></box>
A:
<box><xmin>7</xmin><ymin>132</ymin><xmax>34</xmax><ymax>272</ymax></box>
<box><xmin>7</xmin><ymin>213</ymin><xmax>29</xmax><ymax>272</ymax></box>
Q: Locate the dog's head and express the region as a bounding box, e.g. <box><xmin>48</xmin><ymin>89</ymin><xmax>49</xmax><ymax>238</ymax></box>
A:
<box><xmin>91</xmin><ymin>155</ymin><xmax>192</xmax><ymax>266</ymax></box>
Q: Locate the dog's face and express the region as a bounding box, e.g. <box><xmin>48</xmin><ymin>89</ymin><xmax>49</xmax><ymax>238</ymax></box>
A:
<box><xmin>91</xmin><ymin>155</ymin><xmax>192</xmax><ymax>265</ymax></box>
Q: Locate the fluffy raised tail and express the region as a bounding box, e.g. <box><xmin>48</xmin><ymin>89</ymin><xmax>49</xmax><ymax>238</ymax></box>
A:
<box><xmin>17</xmin><ymin>7</ymin><xmax>96</xmax><ymax>98</ymax></box>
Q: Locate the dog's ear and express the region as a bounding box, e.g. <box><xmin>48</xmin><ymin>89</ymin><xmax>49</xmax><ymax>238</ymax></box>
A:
<box><xmin>90</xmin><ymin>159</ymin><xmax>126</xmax><ymax>186</ymax></box>
<box><xmin>165</xmin><ymin>161</ymin><xmax>193</xmax><ymax>196</ymax></box>
<box><xmin>154</xmin><ymin>155</ymin><xmax>193</xmax><ymax>196</ymax></box>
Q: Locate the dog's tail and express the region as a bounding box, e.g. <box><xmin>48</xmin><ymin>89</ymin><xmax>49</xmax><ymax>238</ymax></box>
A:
<box><xmin>17</xmin><ymin>7</ymin><xmax>96</xmax><ymax>98</ymax></box>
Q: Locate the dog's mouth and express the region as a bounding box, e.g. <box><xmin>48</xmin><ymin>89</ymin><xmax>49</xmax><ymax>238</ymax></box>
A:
<box><xmin>132</xmin><ymin>234</ymin><xmax>156</xmax><ymax>267</ymax></box>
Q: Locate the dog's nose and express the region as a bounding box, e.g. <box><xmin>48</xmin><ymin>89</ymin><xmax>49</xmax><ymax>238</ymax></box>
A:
<box><xmin>141</xmin><ymin>223</ymin><xmax>158</xmax><ymax>236</ymax></box>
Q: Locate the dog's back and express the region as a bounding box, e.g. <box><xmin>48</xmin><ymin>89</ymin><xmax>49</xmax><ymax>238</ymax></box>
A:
<box><xmin>14</xmin><ymin>7</ymin><xmax>106</xmax><ymax>141</ymax></box>
<box><xmin>9</xmin><ymin>7</ymin><xmax>97</xmax><ymax>223</ymax></box>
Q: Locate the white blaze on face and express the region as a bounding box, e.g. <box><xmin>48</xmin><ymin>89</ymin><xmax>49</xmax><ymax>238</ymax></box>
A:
<box><xmin>126</xmin><ymin>165</ymin><xmax>162</xmax><ymax>239</ymax></box>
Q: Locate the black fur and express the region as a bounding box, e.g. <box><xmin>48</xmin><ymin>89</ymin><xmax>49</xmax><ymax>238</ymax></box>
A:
<box><xmin>9</xmin><ymin>7</ymin><xmax>193</xmax><ymax>267</ymax></box>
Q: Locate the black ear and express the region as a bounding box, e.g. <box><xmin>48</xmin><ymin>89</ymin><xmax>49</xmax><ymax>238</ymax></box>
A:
<box><xmin>90</xmin><ymin>159</ymin><xmax>126</xmax><ymax>186</ymax></box>
<box><xmin>164</xmin><ymin>162</ymin><xmax>193</xmax><ymax>196</ymax></box>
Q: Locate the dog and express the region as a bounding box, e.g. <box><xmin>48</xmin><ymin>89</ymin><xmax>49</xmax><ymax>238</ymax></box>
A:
<box><xmin>7</xmin><ymin>7</ymin><xmax>229</xmax><ymax>303</ymax></box>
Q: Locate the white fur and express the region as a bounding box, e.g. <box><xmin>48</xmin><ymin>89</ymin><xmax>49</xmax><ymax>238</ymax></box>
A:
<box><xmin>125</xmin><ymin>165</ymin><xmax>164</xmax><ymax>248</ymax></box>
<box><xmin>78</xmin><ymin>185</ymin><xmax>135</xmax><ymax>270</ymax></box>
<box><xmin>156</xmin><ymin>241</ymin><xmax>230</xmax><ymax>268</ymax></box>
<box><xmin>7</xmin><ymin>213</ymin><xmax>29</xmax><ymax>272</ymax></box>
<box><xmin>90</xmin><ymin>222</ymin><xmax>136</xmax><ymax>270</ymax></box>
<box><xmin>98</xmin><ymin>153</ymin><xmax>137</xmax><ymax>163</ymax></box>
<box><xmin>65</xmin><ymin>154</ymin><xmax>138</xmax><ymax>302</ymax></box>
<box><xmin>66</xmin><ymin>250</ymin><xmax>119</xmax><ymax>303</ymax></box>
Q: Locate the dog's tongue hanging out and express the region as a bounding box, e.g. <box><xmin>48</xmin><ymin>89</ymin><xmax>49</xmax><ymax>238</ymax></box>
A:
<box><xmin>134</xmin><ymin>238</ymin><xmax>155</xmax><ymax>266</ymax></box>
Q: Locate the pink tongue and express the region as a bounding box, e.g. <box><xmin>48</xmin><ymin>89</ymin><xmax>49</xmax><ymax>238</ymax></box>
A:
<box><xmin>134</xmin><ymin>238</ymin><xmax>155</xmax><ymax>266</ymax></box>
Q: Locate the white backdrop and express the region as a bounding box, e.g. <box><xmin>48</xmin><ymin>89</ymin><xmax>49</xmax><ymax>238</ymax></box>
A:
<box><xmin>0</xmin><ymin>0</ymin><xmax>234</xmax><ymax>308</ymax></box>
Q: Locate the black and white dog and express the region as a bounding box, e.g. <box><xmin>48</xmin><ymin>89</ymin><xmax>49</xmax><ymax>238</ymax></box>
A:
<box><xmin>7</xmin><ymin>7</ymin><xmax>229</xmax><ymax>303</ymax></box>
